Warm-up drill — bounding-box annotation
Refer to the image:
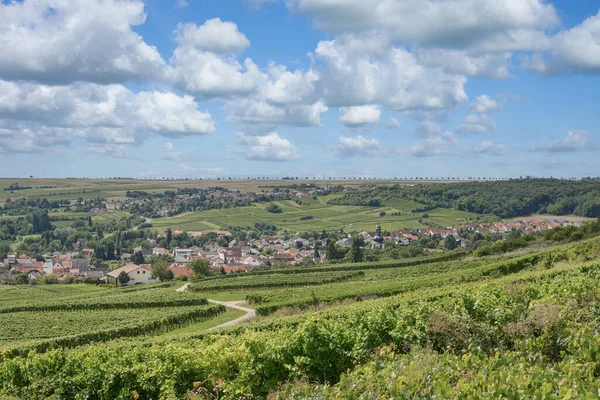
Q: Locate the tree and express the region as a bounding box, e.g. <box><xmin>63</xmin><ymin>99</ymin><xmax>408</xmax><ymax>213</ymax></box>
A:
<box><xmin>347</xmin><ymin>236</ymin><xmax>363</xmax><ymax>263</ymax></box>
<box><xmin>187</xmin><ymin>258</ymin><xmax>215</xmax><ymax>278</ymax></box>
<box><xmin>88</xmin><ymin>215</ymin><xmax>93</xmax><ymax>227</ymax></box>
<box><xmin>131</xmin><ymin>251</ymin><xmax>145</xmax><ymax>265</ymax></box>
<box><xmin>151</xmin><ymin>260</ymin><xmax>173</xmax><ymax>282</ymax></box>
<box><xmin>379</xmin><ymin>211</ymin><xmax>387</xmax><ymax>217</ymax></box>
<box><xmin>166</xmin><ymin>228</ymin><xmax>173</xmax><ymax>250</ymax></box>
<box><xmin>313</xmin><ymin>246</ymin><xmax>320</xmax><ymax>262</ymax></box>
<box><xmin>118</xmin><ymin>271</ymin><xmax>130</xmax><ymax>286</ymax></box>
<box><xmin>444</xmin><ymin>235</ymin><xmax>458</xmax><ymax>250</ymax></box>
<box><xmin>326</xmin><ymin>238</ymin><xmax>338</xmax><ymax>260</ymax></box>
<box><xmin>265</xmin><ymin>204</ymin><xmax>283</xmax><ymax>213</ymax></box>
<box><xmin>15</xmin><ymin>273</ymin><xmax>29</xmax><ymax>285</ymax></box>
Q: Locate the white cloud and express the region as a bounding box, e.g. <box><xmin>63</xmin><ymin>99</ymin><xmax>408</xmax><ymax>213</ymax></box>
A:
<box><xmin>314</xmin><ymin>34</ymin><xmax>468</xmax><ymax>110</ymax></box>
<box><xmin>0</xmin><ymin>0</ymin><xmax>168</xmax><ymax>85</ymax></box>
<box><xmin>532</xmin><ymin>131</ymin><xmax>591</xmax><ymax>152</ymax></box>
<box><xmin>524</xmin><ymin>12</ymin><xmax>600</xmax><ymax>75</ymax></box>
<box><xmin>338</xmin><ymin>135</ymin><xmax>382</xmax><ymax>157</ymax></box>
<box><xmin>0</xmin><ymin>122</ymin><xmax>74</xmax><ymax>153</ymax></box>
<box><xmin>387</xmin><ymin>117</ymin><xmax>400</xmax><ymax>129</ymax></box>
<box><xmin>0</xmin><ymin>81</ymin><xmax>216</xmax><ymax>138</ymax></box>
<box><xmin>415</xmin><ymin>120</ymin><xmax>442</xmax><ymax>138</ymax></box>
<box><xmin>170</xmin><ymin>49</ymin><xmax>263</xmax><ymax>98</ymax></box>
<box><xmin>224</xmin><ymin>99</ymin><xmax>327</xmax><ymax>134</ymax></box>
<box><xmin>175</xmin><ymin>0</ymin><xmax>189</xmax><ymax>7</ymax></box>
<box><xmin>416</xmin><ymin>49</ymin><xmax>512</xmax><ymax>79</ymax></box>
<box><xmin>289</xmin><ymin>0</ymin><xmax>558</xmax><ymax>48</ymax></box>
<box><xmin>474</xmin><ymin>141</ymin><xmax>506</xmax><ymax>156</ymax></box>
<box><xmin>410</xmin><ymin>132</ymin><xmax>460</xmax><ymax>157</ymax></box>
<box><xmin>0</xmin><ymin>81</ymin><xmax>216</xmax><ymax>153</ymax></box>
<box><xmin>457</xmin><ymin>114</ymin><xmax>496</xmax><ymax>133</ymax></box>
<box><xmin>161</xmin><ymin>142</ymin><xmax>183</xmax><ymax>162</ymax></box>
<box><xmin>174</xmin><ymin>19</ymin><xmax>250</xmax><ymax>54</ymax></box>
<box><xmin>339</xmin><ymin>105</ymin><xmax>381</xmax><ymax>127</ymax></box>
<box><xmin>236</xmin><ymin>132</ymin><xmax>301</xmax><ymax>161</ymax></box>
<box><xmin>470</xmin><ymin>95</ymin><xmax>505</xmax><ymax>113</ymax></box>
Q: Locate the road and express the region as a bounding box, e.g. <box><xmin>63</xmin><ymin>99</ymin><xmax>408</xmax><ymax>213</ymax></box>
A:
<box><xmin>177</xmin><ymin>283</ymin><xmax>256</xmax><ymax>330</ymax></box>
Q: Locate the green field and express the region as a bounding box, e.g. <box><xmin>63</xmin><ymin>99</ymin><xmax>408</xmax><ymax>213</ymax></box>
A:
<box><xmin>150</xmin><ymin>201</ymin><xmax>478</xmax><ymax>233</ymax></box>
<box><xmin>0</xmin><ymin>178</ymin><xmax>458</xmax><ymax>204</ymax></box>
<box><xmin>2</xmin><ymin>236</ymin><xmax>600</xmax><ymax>399</ymax></box>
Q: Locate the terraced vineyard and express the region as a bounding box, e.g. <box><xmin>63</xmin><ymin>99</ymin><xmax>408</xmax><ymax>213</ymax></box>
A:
<box><xmin>3</xmin><ymin>237</ymin><xmax>600</xmax><ymax>399</ymax></box>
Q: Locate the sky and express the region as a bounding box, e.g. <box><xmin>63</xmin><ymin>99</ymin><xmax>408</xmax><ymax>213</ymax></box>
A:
<box><xmin>0</xmin><ymin>0</ymin><xmax>599</xmax><ymax>179</ymax></box>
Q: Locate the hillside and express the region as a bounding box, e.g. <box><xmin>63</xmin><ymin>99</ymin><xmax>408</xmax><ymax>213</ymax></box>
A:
<box><xmin>2</xmin><ymin>236</ymin><xmax>600</xmax><ymax>399</ymax></box>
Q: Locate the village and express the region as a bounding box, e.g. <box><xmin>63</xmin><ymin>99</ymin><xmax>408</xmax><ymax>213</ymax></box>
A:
<box><xmin>0</xmin><ymin>217</ymin><xmax>583</xmax><ymax>285</ymax></box>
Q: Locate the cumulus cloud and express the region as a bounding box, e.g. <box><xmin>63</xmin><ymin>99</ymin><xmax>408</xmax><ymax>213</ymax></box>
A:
<box><xmin>236</xmin><ymin>132</ymin><xmax>300</xmax><ymax>161</ymax></box>
<box><xmin>175</xmin><ymin>0</ymin><xmax>189</xmax><ymax>7</ymax></box>
<box><xmin>524</xmin><ymin>11</ymin><xmax>600</xmax><ymax>75</ymax></box>
<box><xmin>416</xmin><ymin>49</ymin><xmax>512</xmax><ymax>79</ymax></box>
<box><xmin>410</xmin><ymin>132</ymin><xmax>461</xmax><ymax>157</ymax></box>
<box><xmin>339</xmin><ymin>105</ymin><xmax>381</xmax><ymax>127</ymax></box>
<box><xmin>314</xmin><ymin>34</ymin><xmax>468</xmax><ymax>110</ymax></box>
<box><xmin>289</xmin><ymin>0</ymin><xmax>558</xmax><ymax>48</ymax></box>
<box><xmin>532</xmin><ymin>131</ymin><xmax>591</xmax><ymax>152</ymax></box>
<box><xmin>161</xmin><ymin>142</ymin><xmax>183</xmax><ymax>162</ymax></box>
<box><xmin>338</xmin><ymin>135</ymin><xmax>383</xmax><ymax>157</ymax></box>
<box><xmin>470</xmin><ymin>95</ymin><xmax>505</xmax><ymax>113</ymax></box>
<box><xmin>0</xmin><ymin>81</ymin><xmax>215</xmax><ymax>138</ymax></box>
<box><xmin>0</xmin><ymin>0</ymin><xmax>168</xmax><ymax>85</ymax></box>
<box><xmin>0</xmin><ymin>81</ymin><xmax>216</xmax><ymax>154</ymax></box>
<box><xmin>174</xmin><ymin>19</ymin><xmax>250</xmax><ymax>54</ymax></box>
<box><xmin>474</xmin><ymin>141</ymin><xmax>507</xmax><ymax>156</ymax></box>
<box><xmin>457</xmin><ymin>114</ymin><xmax>496</xmax><ymax>133</ymax></box>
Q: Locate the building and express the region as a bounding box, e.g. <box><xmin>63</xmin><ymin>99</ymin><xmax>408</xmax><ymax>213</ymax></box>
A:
<box><xmin>153</xmin><ymin>247</ymin><xmax>169</xmax><ymax>256</ymax></box>
<box><xmin>107</xmin><ymin>264</ymin><xmax>155</xmax><ymax>286</ymax></box>
<box><xmin>168</xmin><ymin>263</ymin><xmax>193</xmax><ymax>278</ymax></box>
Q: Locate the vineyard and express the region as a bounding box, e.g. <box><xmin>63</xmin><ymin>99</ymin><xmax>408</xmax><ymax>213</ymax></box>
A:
<box><xmin>0</xmin><ymin>284</ymin><xmax>226</xmax><ymax>360</ymax></box>
<box><xmin>2</xmin><ymin>237</ymin><xmax>600</xmax><ymax>399</ymax></box>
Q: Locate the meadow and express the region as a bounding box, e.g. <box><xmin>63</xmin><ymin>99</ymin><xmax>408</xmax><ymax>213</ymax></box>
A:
<box><xmin>2</xmin><ymin>237</ymin><xmax>600</xmax><ymax>399</ymax></box>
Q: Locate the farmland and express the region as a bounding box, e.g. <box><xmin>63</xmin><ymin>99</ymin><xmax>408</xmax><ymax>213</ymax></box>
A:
<box><xmin>2</xmin><ymin>236</ymin><xmax>600</xmax><ymax>399</ymax></box>
<box><xmin>1</xmin><ymin>236</ymin><xmax>600</xmax><ymax>398</ymax></box>
<box><xmin>0</xmin><ymin>283</ymin><xmax>226</xmax><ymax>358</ymax></box>
<box><xmin>149</xmin><ymin>199</ymin><xmax>478</xmax><ymax>233</ymax></box>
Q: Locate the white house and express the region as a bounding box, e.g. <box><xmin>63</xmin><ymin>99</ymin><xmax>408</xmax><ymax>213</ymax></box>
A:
<box><xmin>107</xmin><ymin>264</ymin><xmax>155</xmax><ymax>286</ymax></box>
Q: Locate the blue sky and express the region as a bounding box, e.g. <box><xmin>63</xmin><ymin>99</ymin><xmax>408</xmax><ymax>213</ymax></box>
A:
<box><xmin>0</xmin><ymin>0</ymin><xmax>599</xmax><ymax>179</ymax></box>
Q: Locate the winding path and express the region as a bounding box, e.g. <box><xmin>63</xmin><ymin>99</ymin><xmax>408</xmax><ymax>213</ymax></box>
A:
<box><xmin>177</xmin><ymin>283</ymin><xmax>256</xmax><ymax>330</ymax></box>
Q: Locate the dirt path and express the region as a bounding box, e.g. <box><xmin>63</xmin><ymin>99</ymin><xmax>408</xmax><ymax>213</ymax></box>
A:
<box><xmin>176</xmin><ymin>283</ymin><xmax>256</xmax><ymax>329</ymax></box>
<box><xmin>206</xmin><ymin>300</ymin><xmax>256</xmax><ymax>330</ymax></box>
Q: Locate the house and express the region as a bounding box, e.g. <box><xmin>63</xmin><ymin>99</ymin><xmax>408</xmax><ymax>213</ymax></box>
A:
<box><xmin>168</xmin><ymin>263</ymin><xmax>193</xmax><ymax>278</ymax></box>
<box><xmin>71</xmin><ymin>258</ymin><xmax>91</xmax><ymax>272</ymax></box>
<box><xmin>218</xmin><ymin>247</ymin><xmax>243</xmax><ymax>261</ymax></box>
<box><xmin>85</xmin><ymin>270</ymin><xmax>106</xmax><ymax>281</ymax></box>
<box><xmin>336</xmin><ymin>238</ymin><xmax>352</xmax><ymax>247</ymax></box>
<box><xmin>153</xmin><ymin>247</ymin><xmax>169</xmax><ymax>256</ymax></box>
<box><xmin>174</xmin><ymin>248</ymin><xmax>192</xmax><ymax>260</ymax></box>
<box><xmin>107</xmin><ymin>264</ymin><xmax>155</xmax><ymax>286</ymax></box>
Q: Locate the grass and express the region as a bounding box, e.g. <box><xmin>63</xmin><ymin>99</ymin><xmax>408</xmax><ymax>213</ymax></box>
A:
<box><xmin>158</xmin><ymin>308</ymin><xmax>246</xmax><ymax>337</ymax></box>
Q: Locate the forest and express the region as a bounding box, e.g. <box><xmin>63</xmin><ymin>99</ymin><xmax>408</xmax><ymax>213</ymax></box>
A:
<box><xmin>328</xmin><ymin>178</ymin><xmax>600</xmax><ymax>218</ymax></box>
